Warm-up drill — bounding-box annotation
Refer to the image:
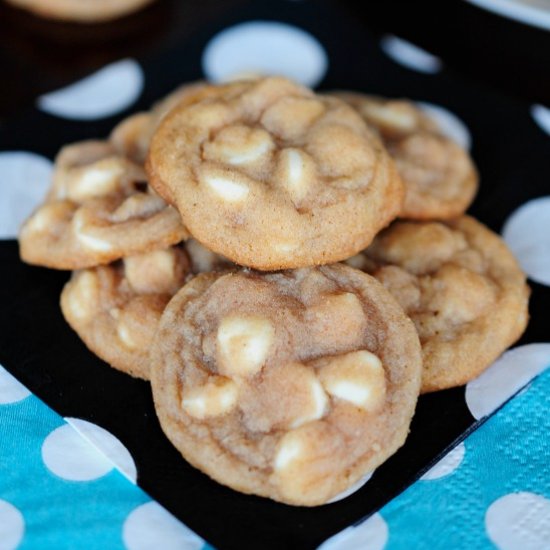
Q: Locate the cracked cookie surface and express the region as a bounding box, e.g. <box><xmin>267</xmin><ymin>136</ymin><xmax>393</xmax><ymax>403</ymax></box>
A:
<box><xmin>147</xmin><ymin>77</ymin><xmax>404</xmax><ymax>270</ymax></box>
<box><xmin>347</xmin><ymin>216</ymin><xmax>530</xmax><ymax>392</ymax></box>
<box><xmin>336</xmin><ymin>93</ymin><xmax>478</xmax><ymax>220</ymax></box>
<box><xmin>60</xmin><ymin>239</ymin><xmax>230</xmax><ymax>379</ymax></box>
<box><xmin>19</xmin><ymin>139</ymin><xmax>187</xmax><ymax>269</ymax></box>
<box><xmin>110</xmin><ymin>81</ymin><xmax>207</xmax><ymax>165</ymax></box>
<box><xmin>150</xmin><ymin>264</ymin><xmax>421</xmax><ymax>505</ymax></box>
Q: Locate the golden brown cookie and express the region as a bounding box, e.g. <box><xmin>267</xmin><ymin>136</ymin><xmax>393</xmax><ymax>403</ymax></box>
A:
<box><xmin>109</xmin><ymin>112</ymin><xmax>153</xmax><ymax>166</ymax></box>
<box><xmin>150</xmin><ymin>264</ymin><xmax>422</xmax><ymax>505</ymax></box>
<box><xmin>347</xmin><ymin>216</ymin><xmax>530</xmax><ymax>392</ymax></box>
<box><xmin>147</xmin><ymin>77</ymin><xmax>404</xmax><ymax>270</ymax></box>
<box><xmin>336</xmin><ymin>93</ymin><xmax>478</xmax><ymax>220</ymax></box>
<box><xmin>4</xmin><ymin>0</ymin><xmax>155</xmax><ymax>22</ymax></box>
<box><xmin>19</xmin><ymin>140</ymin><xmax>187</xmax><ymax>269</ymax></box>
<box><xmin>60</xmin><ymin>245</ymin><xmax>190</xmax><ymax>379</ymax></box>
<box><xmin>60</xmin><ymin>239</ymin><xmax>231</xmax><ymax>379</ymax></box>
<box><xmin>110</xmin><ymin>81</ymin><xmax>208</xmax><ymax>164</ymax></box>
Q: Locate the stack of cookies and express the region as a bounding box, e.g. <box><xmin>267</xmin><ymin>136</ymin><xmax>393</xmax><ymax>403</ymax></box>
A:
<box><xmin>19</xmin><ymin>76</ymin><xmax>529</xmax><ymax>506</ymax></box>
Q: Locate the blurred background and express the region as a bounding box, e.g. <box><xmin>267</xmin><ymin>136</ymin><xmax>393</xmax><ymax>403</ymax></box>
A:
<box><xmin>1</xmin><ymin>0</ymin><xmax>549</xmax><ymax>117</ymax></box>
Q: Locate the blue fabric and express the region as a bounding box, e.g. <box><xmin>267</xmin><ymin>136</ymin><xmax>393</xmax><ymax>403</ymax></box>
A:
<box><xmin>0</xmin><ymin>389</ymin><xmax>208</xmax><ymax>550</ymax></box>
<box><xmin>382</xmin><ymin>368</ymin><xmax>550</xmax><ymax>549</ymax></box>
<box><xmin>3</xmin><ymin>369</ymin><xmax>550</xmax><ymax>549</ymax></box>
<box><xmin>320</xmin><ymin>367</ymin><xmax>550</xmax><ymax>550</ymax></box>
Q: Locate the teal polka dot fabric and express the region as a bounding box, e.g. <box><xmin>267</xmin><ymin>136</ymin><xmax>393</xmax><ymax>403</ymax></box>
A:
<box><xmin>321</xmin><ymin>361</ymin><xmax>550</xmax><ymax>549</ymax></box>
<box><xmin>0</xmin><ymin>365</ymin><xmax>208</xmax><ymax>550</ymax></box>
<box><xmin>3</xmin><ymin>351</ymin><xmax>550</xmax><ymax>548</ymax></box>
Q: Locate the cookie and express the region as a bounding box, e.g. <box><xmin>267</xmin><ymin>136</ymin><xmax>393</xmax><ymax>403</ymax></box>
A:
<box><xmin>336</xmin><ymin>93</ymin><xmax>478</xmax><ymax>220</ymax></box>
<box><xmin>60</xmin><ymin>239</ymin><xmax>230</xmax><ymax>379</ymax></box>
<box><xmin>109</xmin><ymin>112</ymin><xmax>153</xmax><ymax>166</ymax></box>
<box><xmin>60</xmin><ymin>245</ymin><xmax>190</xmax><ymax>379</ymax></box>
<box><xmin>19</xmin><ymin>140</ymin><xmax>187</xmax><ymax>269</ymax></box>
<box><xmin>147</xmin><ymin>77</ymin><xmax>404</xmax><ymax>270</ymax></box>
<box><xmin>5</xmin><ymin>0</ymin><xmax>155</xmax><ymax>22</ymax></box>
<box><xmin>150</xmin><ymin>264</ymin><xmax>422</xmax><ymax>505</ymax></box>
<box><xmin>110</xmin><ymin>81</ymin><xmax>208</xmax><ymax>164</ymax></box>
<box><xmin>347</xmin><ymin>216</ymin><xmax>529</xmax><ymax>392</ymax></box>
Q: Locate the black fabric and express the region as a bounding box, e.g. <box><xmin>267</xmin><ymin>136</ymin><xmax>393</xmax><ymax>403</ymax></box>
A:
<box><xmin>0</xmin><ymin>1</ymin><xmax>548</xmax><ymax>548</ymax></box>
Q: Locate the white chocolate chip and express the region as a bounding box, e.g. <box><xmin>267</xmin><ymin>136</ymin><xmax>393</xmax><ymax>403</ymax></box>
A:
<box><xmin>201</xmin><ymin>172</ymin><xmax>250</xmax><ymax>202</ymax></box>
<box><xmin>204</xmin><ymin>125</ymin><xmax>274</xmax><ymax>166</ymax></box>
<box><xmin>110</xmin><ymin>193</ymin><xmax>166</xmax><ymax>222</ymax></box>
<box><xmin>238</xmin><ymin>361</ymin><xmax>329</xmax><ymax>434</ymax></box>
<box><xmin>327</xmin><ymin>381</ymin><xmax>371</xmax><ymax>406</ymax></box>
<box><xmin>217</xmin><ymin>315</ymin><xmax>275</xmax><ymax>377</ymax></box>
<box><xmin>226</xmin><ymin>140</ymin><xmax>272</xmax><ymax>165</ymax></box>
<box><xmin>25</xmin><ymin>203</ymin><xmax>68</xmax><ymax>233</ymax></box>
<box><xmin>318</xmin><ymin>350</ymin><xmax>386</xmax><ymax>412</ymax></box>
<box><xmin>276</xmin><ymin>148</ymin><xmax>316</xmax><ymax>206</ymax></box>
<box><xmin>72</xmin><ymin>211</ymin><xmax>113</xmax><ymax>252</ymax></box>
<box><xmin>76</xmin><ymin>233</ymin><xmax>114</xmax><ymax>252</ymax></box>
<box><xmin>117</xmin><ymin>320</ymin><xmax>139</xmax><ymax>350</ymax></box>
<box><xmin>186</xmin><ymin>238</ymin><xmax>227</xmax><ymax>273</ymax></box>
<box><xmin>362</xmin><ymin>102</ymin><xmax>418</xmax><ymax>133</ymax></box>
<box><xmin>68</xmin><ymin>161</ymin><xmax>126</xmax><ymax>202</ymax></box>
<box><xmin>289</xmin><ymin>376</ymin><xmax>328</xmax><ymax>429</ymax></box>
<box><xmin>286</xmin><ymin>149</ymin><xmax>305</xmax><ymax>183</ymax></box>
<box><xmin>182</xmin><ymin>377</ymin><xmax>238</xmax><ymax>419</ymax></box>
<box><xmin>66</xmin><ymin>271</ymin><xmax>99</xmax><ymax>320</ymax></box>
<box><xmin>273</xmin><ymin>421</ymin><xmax>343</xmax><ymax>503</ymax></box>
<box><xmin>274</xmin><ymin>435</ymin><xmax>304</xmax><ymax>471</ymax></box>
<box><xmin>124</xmin><ymin>249</ymin><xmax>179</xmax><ymax>294</ymax></box>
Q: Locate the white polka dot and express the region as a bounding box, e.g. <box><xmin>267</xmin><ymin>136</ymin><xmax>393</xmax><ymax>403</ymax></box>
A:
<box><xmin>0</xmin><ymin>152</ymin><xmax>53</xmax><ymax>240</ymax></box>
<box><xmin>318</xmin><ymin>512</ymin><xmax>388</xmax><ymax>550</ymax></box>
<box><xmin>0</xmin><ymin>364</ymin><xmax>31</xmax><ymax>405</ymax></box>
<box><xmin>531</xmin><ymin>104</ymin><xmax>550</xmax><ymax>136</ymax></box>
<box><xmin>42</xmin><ymin>423</ymin><xmax>115</xmax><ymax>481</ymax></box>
<box><xmin>65</xmin><ymin>418</ymin><xmax>137</xmax><ymax>483</ymax></box>
<box><xmin>465</xmin><ymin>0</ymin><xmax>550</xmax><ymax>32</ymax></box>
<box><xmin>380</xmin><ymin>35</ymin><xmax>442</xmax><ymax>74</ymax></box>
<box><xmin>417</xmin><ymin>102</ymin><xmax>472</xmax><ymax>150</ymax></box>
<box><xmin>486</xmin><ymin>492</ymin><xmax>550</xmax><ymax>550</ymax></box>
<box><xmin>202</xmin><ymin>21</ymin><xmax>328</xmax><ymax>88</ymax></box>
<box><xmin>123</xmin><ymin>501</ymin><xmax>204</xmax><ymax>550</ymax></box>
<box><xmin>421</xmin><ymin>442</ymin><xmax>465</xmax><ymax>480</ymax></box>
<box><xmin>502</xmin><ymin>197</ymin><xmax>550</xmax><ymax>286</ymax></box>
<box><xmin>37</xmin><ymin>59</ymin><xmax>143</xmax><ymax>120</ymax></box>
<box><xmin>326</xmin><ymin>471</ymin><xmax>374</xmax><ymax>503</ymax></box>
<box><xmin>466</xmin><ymin>344</ymin><xmax>550</xmax><ymax>420</ymax></box>
<box><xmin>0</xmin><ymin>499</ymin><xmax>24</xmax><ymax>550</ymax></box>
